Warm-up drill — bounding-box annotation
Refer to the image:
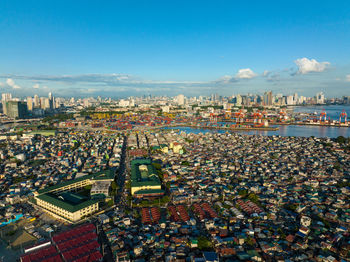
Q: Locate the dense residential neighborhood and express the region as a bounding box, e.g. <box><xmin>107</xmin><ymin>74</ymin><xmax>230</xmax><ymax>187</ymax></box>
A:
<box><xmin>0</xmin><ymin>124</ymin><xmax>349</xmax><ymax>261</ymax></box>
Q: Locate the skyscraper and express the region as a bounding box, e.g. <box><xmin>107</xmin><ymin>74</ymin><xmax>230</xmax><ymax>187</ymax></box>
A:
<box><xmin>27</xmin><ymin>97</ymin><xmax>33</xmax><ymax>111</ymax></box>
<box><xmin>176</xmin><ymin>94</ymin><xmax>185</xmax><ymax>105</ymax></box>
<box><xmin>316</xmin><ymin>92</ymin><xmax>325</xmax><ymax>104</ymax></box>
<box><xmin>34</xmin><ymin>95</ymin><xmax>40</xmax><ymax>108</ymax></box>
<box><xmin>4</xmin><ymin>101</ymin><xmax>28</xmax><ymax>119</ymax></box>
<box><xmin>1</xmin><ymin>93</ymin><xmax>12</xmax><ymax>114</ymax></box>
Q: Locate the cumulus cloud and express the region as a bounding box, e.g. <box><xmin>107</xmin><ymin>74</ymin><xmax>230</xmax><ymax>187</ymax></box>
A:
<box><xmin>6</xmin><ymin>78</ymin><xmax>21</xmax><ymax>89</ymax></box>
<box><xmin>346</xmin><ymin>74</ymin><xmax>350</xmax><ymax>82</ymax></box>
<box><xmin>33</xmin><ymin>83</ymin><xmax>39</xmax><ymax>89</ymax></box>
<box><xmin>294</xmin><ymin>58</ymin><xmax>330</xmax><ymax>74</ymax></box>
<box><xmin>235</xmin><ymin>68</ymin><xmax>257</xmax><ymax>79</ymax></box>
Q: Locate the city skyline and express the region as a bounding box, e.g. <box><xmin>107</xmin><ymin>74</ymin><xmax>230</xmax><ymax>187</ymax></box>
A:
<box><xmin>0</xmin><ymin>1</ymin><xmax>350</xmax><ymax>97</ymax></box>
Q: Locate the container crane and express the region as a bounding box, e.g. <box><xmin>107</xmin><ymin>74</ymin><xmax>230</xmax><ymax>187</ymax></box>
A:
<box><xmin>319</xmin><ymin>109</ymin><xmax>327</xmax><ymax>123</ymax></box>
<box><xmin>339</xmin><ymin>110</ymin><xmax>347</xmax><ymax>124</ymax></box>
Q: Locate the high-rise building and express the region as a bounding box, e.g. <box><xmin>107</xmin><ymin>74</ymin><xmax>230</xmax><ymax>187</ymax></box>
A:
<box><xmin>176</xmin><ymin>94</ymin><xmax>185</xmax><ymax>105</ymax></box>
<box><xmin>48</xmin><ymin>92</ymin><xmax>54</xmax><ymax>109</ymax></box>
<box><xmin>27</xmin><ymin>97</ymin><xmax>33</xmax><ymax>111</ymax></box>
<box><xmin>1</xmin><ymin>93</ymin><xmax>12</xmax><ymax>102</ymax></box>
<box><xmin>235</xmin><ymin>94</ymin><xmax>242</xmax><ymax>106</ymax></box>
<box><xmin>286</xmin><ymin>95</ymin><xmax>294</xmax><ymax>105</ymax></box>
<box><xmin>40</xmin><ymin>97</ymin><xmax>45</xmax><ymax>109</ymax></box>
<box><xmin>4</xmin><ymin>101</ymin><xmax>28</xmax><ymax>119</ymax></box>
<box><xmin>44</xmin><ymin>98</ymin><xmax>50</xmax><ymax>109</ymax></box>
<box><xmin>316</xmin><ymin>92</ymin><xmax>325</xmax><ymax>104</ymax></box>
<box><xmin>34</xmin><ymin>95</ymin><xmax>40</xmax><ymax>108</ymax></box>
<box><xmin>1</xmin><ymin>93</ymin><xmax>12</xmax><ymax>114</ymax></box>
<box><xmin>267</xmin><ymin>91</ymin><xmax>273</xmax><ymax>106</ymax></box>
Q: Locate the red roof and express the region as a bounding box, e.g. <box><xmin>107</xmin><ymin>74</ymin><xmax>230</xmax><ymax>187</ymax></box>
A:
<box><xmin>20</xmin><ymin>245</ymin><xmax>62</xmax><ymax>262</ymax></box>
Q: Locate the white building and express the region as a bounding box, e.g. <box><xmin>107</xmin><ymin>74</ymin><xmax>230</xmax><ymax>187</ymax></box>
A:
<box><xmin>176</xmin><ymin>94</ymin><xmax>185</xmax><ymax>105</ymax></box>
<box><xmin>316</xmin><ymin>92</ymin><xmax>325</xmax><ymax>104</ymax></box>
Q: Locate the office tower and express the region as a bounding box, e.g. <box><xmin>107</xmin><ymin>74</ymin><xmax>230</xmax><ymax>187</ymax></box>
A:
<box><xmin>1</xmin><ymin>93</ymin><xmax>12</xmax><ymax>102</ymax></box>
<box><xmin>236</xmin><ymin>94</ymin><xmax>242</xmax><ymax>106</ymax></box>
<box><xmin>48</xmin><ymin>92</ymin><xmax>54</xmax><ymax>109</ymax></box>
<box><xmin>293</xmin><ymin>93</ymin><xmax>298</xmax><ymax>104</ymax></box>
<box><xmin>286</xmin><ymin>95</ymin><xmax>294</xmax><ymax>105</ymax></box>
<box><xmin>34</xmin><ymin>95</ymin><xmax>40</xmax><ymax>108</ymax></box>
<box><xmin>177</xmin><ymin>94</ymin><xmax>185</xmax><ymax>105</ymax></box>
<box><xmin>4</xmin><ymin>101</ymin><xmax>28</xmax><ymax>119</ymax></box>
<box><xmin>316</xmin><ymin>92</ymin><xmax>325</xmax><ymax>104</ymax></box>
<box><xmin>40</xmin><ymin>97</ymin><xmax>45</xmax><ymax>109</ymax></box>
<box><xmin>1</xmin><ymin>93</ymin><xmax>12</xmax><ymax>114</ymax></box>
<box><xmin>267</xmin><ymin>91</ymin><xmax>273</xmax><ymax>106</ymax></box>
<box><xmin>27</xmin><ymin>97</ymin><xmax>33</xmax><ymax>111</ymax></box>
<box><xmin>44</xmin><ymin>98</ymin><xmax>50</xmax><ymax>109</ymax></box>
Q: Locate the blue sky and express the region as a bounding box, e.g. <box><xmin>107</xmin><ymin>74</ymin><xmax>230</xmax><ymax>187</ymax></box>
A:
<box><xmin>0</xmin><ymin>0</ymin><xmax>349</xmax><ymax>97</ymax></box>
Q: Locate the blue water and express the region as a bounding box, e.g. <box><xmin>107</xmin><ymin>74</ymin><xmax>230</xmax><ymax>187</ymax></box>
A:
<box><xmin>292</xmin><ymin>105</ymin><xmax>350</xmax><ymax>121</ymax></box>
<box><xmin>164</xmin><ymin>104</ymin><xmax>350</xmax><ymax>138</ymax></box>
<box><xmin>163</xmin><ymin>125</ymin><xmax>350</xmax><ymax>138</ymax></box>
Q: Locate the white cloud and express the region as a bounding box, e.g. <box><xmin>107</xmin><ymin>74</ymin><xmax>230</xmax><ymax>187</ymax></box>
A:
<box><xmin>294</xmin><ymin>58</ymin><xmax>330</xmax><ymax>74</ymax></box>
<box><xmin>6</xmin><ymin>78</ymin><xmax>15</xmax><ymax>86</ymax></box>
<box><xmin>6</xmin><ymin>78</ymin><xmax>21</xmax><ymax>89</ymax></box>
<box><xmin>217</xmin><ymin>75</ymin><xmax>234</xmax><ymax>84</ymax></box>
<box><xmin>346</xmin><ymin>74</ymin><xmax>350</xmax><ymax>82</ymax></box>
<box><xmin>235</xmin><ymin>68</ymin><xmax>257</xmax><ymax>79</ymax></box>
<box><xmin>263</xmin><ymin>70</ymin><xmax>270</xmax><ymax>77</ymax></box>
<box><xmin>33</xmin><ymin>83</ymin><xmax>39</xmax><ymax>89</ymax></box>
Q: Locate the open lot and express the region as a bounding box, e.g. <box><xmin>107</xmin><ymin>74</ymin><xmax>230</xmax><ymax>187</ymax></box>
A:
<box><xmin>0</xmin><ymin>224</ymin><xmax>37</xmax><ymax>250</ymax></box>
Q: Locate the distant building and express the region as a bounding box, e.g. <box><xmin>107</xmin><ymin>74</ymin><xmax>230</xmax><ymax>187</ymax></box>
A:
<box><xmin>286</xmin><ymin>95</ymin><xmax>294</xmax><ymax>105</ymax></box>
<box><xmin>119</xmin><ymin>99</ymin><xmax>130</xmax><ymax>107</ymax></box>
<box><xmin>316</xmin><ymin>92</ymin><xmax>325</xmax><ymax>104</ymax></box>
<box><xmin>235</xmin><ymin>94</ymin><xmax>242</xmax><ymax>106</ymax></box>
<box><xmin>27</xmin><ymin>97</ymin><xmax>33</xmax><ymax>111</ymax></box>
<box><xmin>176</xmin><ymin>94</ymin><xmax>185</xmax><ymax>105</ymax></box>
<box><xmin>33</xmin><ymin>94</ymin><xmax>40</xmax><ymax>108</ymax></box>
<box><xmin>162</xmin><ymin>105</ymin><xmax>170</xmax><ymax>113</ymax></box>
<box><xmin>1</xmin><ymin>93</ymin><xmax>12</xmax><ymax>114</ymax></box>
<box><xmin>4</xmin><ymin>101</ymin><xmax>28</xmax><ymax>119</ymax></box>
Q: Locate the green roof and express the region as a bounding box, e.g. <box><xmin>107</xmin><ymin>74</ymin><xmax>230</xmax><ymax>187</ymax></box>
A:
<box><xmin>37</xmin><ymin>169</ymin><xmax>115</xmax><ymax>194</ymax></box>
<box><xmin>37</xmin><ymin>174</ymin><xmax>95</xmax><ymax>194</ymax></box>
<box><xmin>130</xmin><ymin>159</ymin><xmax>161</xmax><ymax>188</ymax></box>
<box><xmin>36</xmin><ymin>193</ymin><xmax>99</xmax><ymax>213</ymax></box>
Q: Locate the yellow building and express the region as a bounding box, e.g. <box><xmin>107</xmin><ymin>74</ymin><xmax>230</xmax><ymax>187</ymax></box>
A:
<box><xmin>36</xmin><ymin>193</ymin><xmax>99</xmax><ymax>222</ymax></box>
<box><xmin>34</xmin><ymin>170</ymin><xmax>114</xmax><ymax>222</ymax></box>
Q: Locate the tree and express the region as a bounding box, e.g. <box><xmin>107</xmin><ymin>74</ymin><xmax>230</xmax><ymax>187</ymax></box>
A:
<box><xmin>335</xmin><ymin>136</ymin><xmax>346</xmax><ymax>144</ymax></box>
<box><xmin>111</xmin><ymin>181</ymin><xmax>117</xmax><ymax>190</ymax></box>
<box><xmin>238</xmin><ymin>189</ymin><xmax>248</xmax><ymax>197</ymax></box>
<box><xmin>197</xmin><ymin>236</ymin><xmax>213</xmax><ymax>250</ymax></box>
<box><xmin>247</xmin><ymin>193</ymin><xmax>259</xmax><ymax>204</ymax></box>
<box><xmin>245</xmin><ymin>236</ymin><xmax>255</xmax><ymax>246</ymax></box>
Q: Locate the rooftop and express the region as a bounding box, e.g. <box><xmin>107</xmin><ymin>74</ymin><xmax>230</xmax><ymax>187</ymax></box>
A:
<box><xmin>131</xmin><ymin>159</ymin><xmax>161</xmax><ymax>187</ymax></box>
<box><xmin>36</xmin><ymin>193</ymin><xmax>99</xmax><ymax>213</ymax></box>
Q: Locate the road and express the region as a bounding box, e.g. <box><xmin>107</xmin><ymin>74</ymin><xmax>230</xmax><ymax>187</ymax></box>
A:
<box><xmin>114</xmin><ymin>135</ymin><xmax>129</xmax><ymax>211</ymax></box>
